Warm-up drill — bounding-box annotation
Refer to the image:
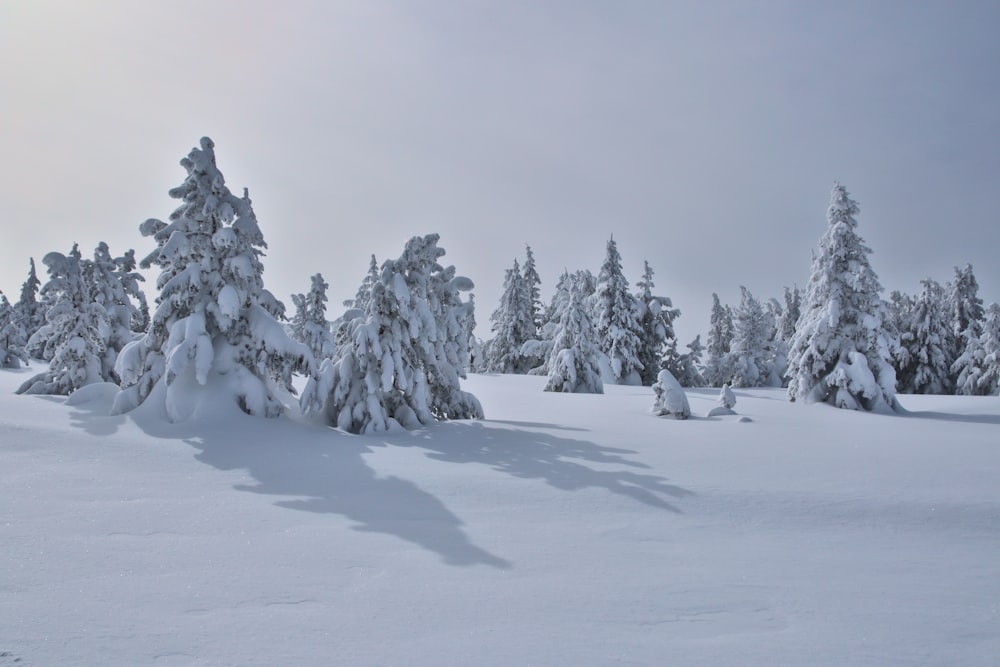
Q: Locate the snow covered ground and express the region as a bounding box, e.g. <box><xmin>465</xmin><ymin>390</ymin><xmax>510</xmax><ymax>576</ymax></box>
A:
<box><xmin>2</xmin><ymin>367</ymin><xmax>999</xmax><ymax>666</ymax></box>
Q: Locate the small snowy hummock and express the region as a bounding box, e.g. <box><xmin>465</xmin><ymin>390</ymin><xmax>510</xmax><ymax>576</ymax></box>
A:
<box><xmin>707</xmin><ymin>383</ymin><xmax>737</xmax><ymax>417</ymax></box>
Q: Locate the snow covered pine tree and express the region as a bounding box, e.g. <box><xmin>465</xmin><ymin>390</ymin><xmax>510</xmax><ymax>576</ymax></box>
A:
<box><xmin>300</xmin><ymin>234</ymin><xmax>482</xmax><ymax>433</ymax></box>
<box><xmin>786</xmin><ymin>183</ymin><xmax>899</xmax><ymax>412</ymax></box>
<box><xmin>544</xmin><ymin>275</ymin><xmax>605</xmax><ymax>394</ymax></box>
<box><xmin>17</xmin><ymin>246</ymin><xmax>109</xmax><ymax>395</ymax></box>
<box><xmin>112</xmin><ymin>137</ymin><xmax>311</xmax><ymax>421</ymax></box>
<box><xmin>594</xmin><ymin>236</ymin><xmax>644</xmax><ymax>385</ymax></box>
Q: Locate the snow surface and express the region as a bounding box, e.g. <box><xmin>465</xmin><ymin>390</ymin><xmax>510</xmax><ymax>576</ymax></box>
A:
<box><xmin>2</xmin><ymin>367</ymin><xmax>1000</xmax><ymax>666</ymax></box>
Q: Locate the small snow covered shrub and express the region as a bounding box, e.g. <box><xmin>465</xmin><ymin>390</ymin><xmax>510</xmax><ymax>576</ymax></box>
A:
<box><xmin>707</xmin><ymin>384</ymin><xmax>736</xmax><ymax>417</ymax></box>
<box><xmin>651</xmin><ymin>369</ymin><xmax>690</xmax><ymax>420</ymax></box>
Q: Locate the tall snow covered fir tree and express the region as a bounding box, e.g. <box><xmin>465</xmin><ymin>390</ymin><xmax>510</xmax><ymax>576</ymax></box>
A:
<box><xmin>634</xmin><ymin>260</ymin><xmax>680</xmax><ymax>386</ymax></box>
<box><xmin>0</xmin><ymin>292</ymin><xmax>29</xmax><ymax>368</ymax></box>
<box><xmin>544</xmin><ymin>275</ymin><xmax>604</xmax><ymax>394</ymax></box>
<box><xmin>727</xmin><ymin>286</ymin><xmax>778</xmax><ymax>387</ymax></box>
<box><xmin>484</xmin><ymin>258</ymin><xmax>534</xmax><ymax>373</ymax></box>
<box><xmin>703</xmin><ymin>293</ymin><xmax>734</xmax><ymax>387</ymax></box>
<box><xmin>974</xmin><ymin>303</ymin><xmax>1000</xmax><ymax>395</ymax></box>
<box><xmin>786</xmin><ymin>183</ymin><xmax>899</xmax><ymax>412</ymax></box>
<box><xmin>90</xmin><ymin>243</ymin><xmax>148</xmax><ymax>382</ymax></box>
<box><xmin>291</xmin><ymin>273</ymin><xmax>336</xmax><ymax>362</ymax></box>
<box><xmin>17</xmin><ymin>246</ymin><xmax>110</xmax><ymax>395</ymax></box>
<box><xmin>300</xmin><ymin>234</ymin><xmax>482</xmax><ymax>434</ymax></box>
<box><xmin>112</xmin><ymin>137</ymin><xmax>311</xmax><ymax>421</ymax></box>
<box><xmin>946</xmin><ymin>264</ymin><xmax>984</xmax><ymax>387</ymax></box>
<box><xmin>896</xmin><ymin>278</ymin><xmax>953</xmax><ymax>395</ymax></box>
<box><xmin>594</xmin><ymin>236</ymin><xmax>643</xmax><ymax>385</ymax></box>
<box><xmin>347</xmin><ymin>254</ymin><xmax>380</xmax><ymax>311</ymax></box>
<box><xmin>522</xmin><ymin>245</ymin><xmax>543</xmax><ymax>336</ymax></box>
<box><xmin>953</xmin><ymin>302</ymin><xmax>1000</xmax><ymax>396</ymax></box>
<box><xmin>14</xmin><ymin>258</ymin><xmax>45</xmax><ymax>345</ymax></box>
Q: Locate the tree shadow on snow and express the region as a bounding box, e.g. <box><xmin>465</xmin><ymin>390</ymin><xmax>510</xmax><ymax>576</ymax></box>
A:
<box><xmin>107</xmin><ymin>404</ymin><xmax>511</xmax><ymax>569</ymax></box>
<box><xmin>392</xmin><ymin>421</ymin><xmax>694</xmax><ymax>513</ymax></box>
<box><xmin>895</xmin><ymin>409</ymin><xmax>1000</xmax><ymax>426</ymax></box>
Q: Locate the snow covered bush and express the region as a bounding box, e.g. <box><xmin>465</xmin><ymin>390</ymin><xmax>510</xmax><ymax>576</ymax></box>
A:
<box><xmin>786</xmin><ymin>183</ymin><xmax>900</xmax><ymax>412</ymax></box>
<box><xmin>707</xmin><ymin>384</ymin><xmax>737</xmax><ymax>417</ymax></box>
<box><xmin>651</xmin><ymin>369</ymin><xmax>690</xmax><ymax>419</ymax></box>
<box><xmin>111</xmin><ymin>137</ymin><xmax>311</xmax><ymax>421</ymax></box>
<box><xmin>300</xmin><ymin>234</ymin><xmax>482</xmax><ymax>433</ymax></box>
<box><xmin>544</xmin><ymin>277</ymin><xmax>604</xmax><ymax>394</ymax></box>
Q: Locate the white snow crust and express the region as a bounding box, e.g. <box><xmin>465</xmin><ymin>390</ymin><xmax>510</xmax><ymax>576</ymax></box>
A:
<box><xmin>2</xmin><ymin>369</ymin><xmax>1000</xmax><ymax>665</ymax></box>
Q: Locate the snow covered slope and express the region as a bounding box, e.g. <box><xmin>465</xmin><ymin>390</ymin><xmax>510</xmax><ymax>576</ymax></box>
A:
<box><xmin>2</xmin><ymin>368</ymin><xmax>999</xmax><ymax>666</ymax></box>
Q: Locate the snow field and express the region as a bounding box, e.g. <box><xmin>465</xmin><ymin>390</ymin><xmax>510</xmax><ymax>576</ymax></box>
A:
<box><xmin>2</xmin><ymin>369</ymin><xmax>999</xmax><ymax>665</ymax></box>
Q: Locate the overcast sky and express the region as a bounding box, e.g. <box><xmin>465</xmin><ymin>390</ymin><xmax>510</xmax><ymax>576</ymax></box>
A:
<box><xmin>2</xmin><ymin>1</ymin><xmax>998</xmax><ymax>344</ymax></box>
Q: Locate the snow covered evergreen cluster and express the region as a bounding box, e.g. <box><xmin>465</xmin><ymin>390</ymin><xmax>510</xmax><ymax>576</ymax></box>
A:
<box><xmin>482</xmin><ymin>239</ymin><xmax>694</xmax><ymax>394</ymax></box>
<box><xmin>2</xmin><ymin>143</ymin><xmax>997</xmax><ymax>426</ymax></box>
<box><xmin>300</xmin><ymin>234</ymin><xmax>482</xmax><ymax>433</ymax></box>
<box><xmin>16</xmin><ymin>242</ymin><xmax>146</xmax><ymax>395</ymax></box>
<box><xmin>0</xmin><ymin>138</ymin><xmax>485</xmax><ymax>432</ymax></box>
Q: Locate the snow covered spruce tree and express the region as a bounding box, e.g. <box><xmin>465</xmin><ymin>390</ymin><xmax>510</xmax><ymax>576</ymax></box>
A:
<box><xmin>90</xmin><ymin>243</ymin><xmax>148</xmax><ymax>382</ymax></box>
<box><xmin>594</xmin><ymin>236</ymin><xmax>643</xmax><ymax>385</ymax></box>
<box><xmin>484</xmin><ymin>258</ymin><xmax>535</xmax><ymax>373</ymax></box>
<box><xmin>896</xmin><ymin>278</ymin><xmax>953</xmax><ymax>395</ymax></box>
<box><xmin>17</xmin><ymin>246</ymin><xmax>109</xmax><ymax>395</ymax></box>
<box><xmin>300</xmin><ymin>234</ymin><xmax>482</xmax><ymax>433</ymax></box>
<box><xmin>671</xmin><ymin>335</ymin><xmax>706</xmax><ymax>387</ymax></box>
<box><xmin>726</xmin><ymin>286</ymin><xmax>777</xmax><ymax>387</ymax></box>
<box><xmin>946</xmin><ymin>264</ymin><xmax>984</xmax><ymax>387</ymax></box>
<box><xmin>522</xmin><ymin>244</ymin><xmax>543</xmax><ymax>336</ymax></box>
<box><xmin>14</xmin><ymin>258</ymin><xmax>45</xmax><ymax>346</ymax></box>
<box><xmin>346</xmin><ymin>254</ymin><xmax>379</xmax><ymax>311</ymax></box>
<box><xmin>292</xmin><ymin>273</ymin><xmax>336</xmax><ymax>362</ymax></box>
<box><xmin>544</xmin><ymin>275</ymin><xmax>604</xmax><ymax>394</ymax></box>
<box><xmin>777</xmin><ymin>286</ymin><xmax>801</xmax><ymax>345</ymax></box>
<box><xmin>702</xmin><ymin>293</ymin><xmax>734</xmax><ymax>386</ymax></box>
<box><xmin>520</xmin><ymin>269</ymin><xmax>590</xmax><ymax>376</ymax></box>
<box><xmin>975</xmin><ymin>304</ymin><xmax>1000</xmax><ymax>395</ymax></box>
<box><xmin>634</xmin><ymin>260</ymin><xmax>680</xmax><ymax>386</ymax></box>
<box><xmin>112</xmin><ymin>137</ymin><xmax>311</xmax><ymax>421</ymax></box>
<box><xmin>786</xmin><ymin>183</ymin><xmax>899</xmax><ymax>412</ymax></box>
<box><xmin>953</xmin><ymin>302</ymin><xmax>1000</xmax><ymax>396</ymax></box>
<box><xmin>0</xmin><ymin>292</ymin><xmax>29</xmax><ymax>369</ymax></box>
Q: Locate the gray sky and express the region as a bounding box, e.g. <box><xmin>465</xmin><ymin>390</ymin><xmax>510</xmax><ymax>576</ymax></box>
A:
<box><xmin>2</xmin><ymin>0</ymin><xmax>998</xmax><ymax>344</ymax></box>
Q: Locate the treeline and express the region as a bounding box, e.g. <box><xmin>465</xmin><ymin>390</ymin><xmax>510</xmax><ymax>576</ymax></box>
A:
<box><xmin>2</xmin><ymin>142</ymin><xmax>997</xmax><ymax>427</ymax></box>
